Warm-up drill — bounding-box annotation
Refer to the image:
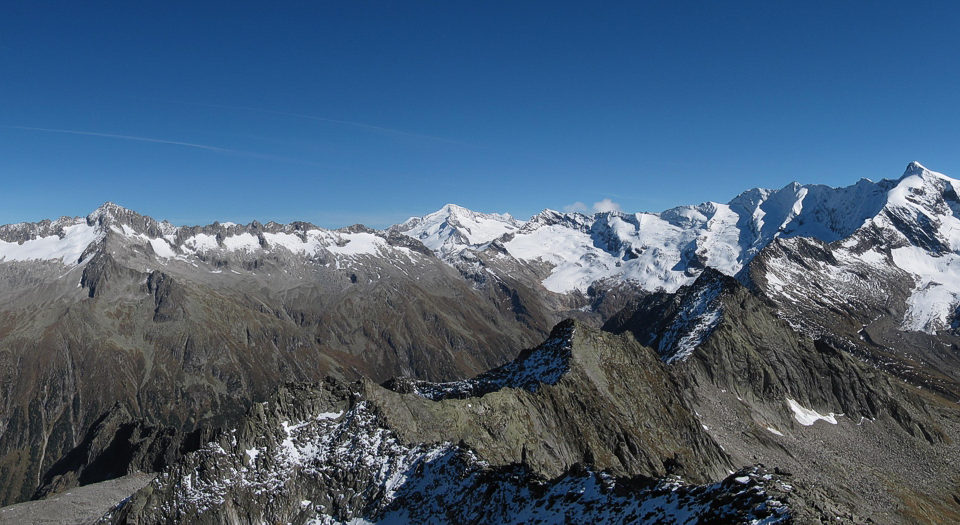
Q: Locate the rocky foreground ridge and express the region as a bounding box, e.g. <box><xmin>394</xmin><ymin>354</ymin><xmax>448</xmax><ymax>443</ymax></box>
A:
<box><xmin>101</xmin><ymin>322</ymin><xmax>794</xmax><ymax>524</ymax></box>
<box><xmin>19</xmin><ymin>315</ymin><xmax>958</xmax><ymax>523</ymax></box>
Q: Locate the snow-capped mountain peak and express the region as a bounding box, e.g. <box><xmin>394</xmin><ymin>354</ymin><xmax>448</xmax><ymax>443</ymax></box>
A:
<box><xmin>86</xmin><ymin>201</ymin><xmax>133</xmax><ymax>223</ymax></box>
<box><xmin>492</xmin><ymin>177</ymin><xmax>891</xmax><ymax>295</ymax></box>
<box><xmin>393</xmin><ymin>203</ymin><xmax>524</xmax><ymax>256</ymax></box>
<box><xmin>752</xmin><ymin>162</ymin><xmax>960</xmax><ymax>333</ymax></box>
<box><xmin>471</xmin><ymin>163</ymin><xmax>960</xmax><ymax>321</ymax></box>
<box><xmin>86</xmin><ymin>201</ymin><xmax>181</xmax><ymax>240</ymax></box>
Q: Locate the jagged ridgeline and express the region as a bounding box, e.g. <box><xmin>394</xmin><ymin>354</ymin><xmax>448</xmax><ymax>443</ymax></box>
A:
<box><xmin>101</xmin><ymin>324</ymin><xmax>790</xmax><ymax>524</ymax></box>
<box><xmin>0</xmin><ymin>162</ymin><xmax>959</xmax><ymax>523</ymax></box>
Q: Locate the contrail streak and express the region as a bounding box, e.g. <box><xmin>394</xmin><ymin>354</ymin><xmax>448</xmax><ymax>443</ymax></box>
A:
<box><xmin>154</xmin><ymin>100</ymin><xmax>469</xmax><ymax>146</ymax></box>
<box><xmin>2</xmin><ymin>125</ymin><xmax>330</xmax><ymax>167</ymax></box>
<box><xmin>3</xmin><ymin>125</ymin><xmax>239</xmax><ymax>153</ymax></box>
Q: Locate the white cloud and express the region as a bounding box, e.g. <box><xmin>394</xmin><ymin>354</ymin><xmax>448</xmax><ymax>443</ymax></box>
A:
<box><xmin>592</xmin><ymin>198</ymin><xmax>621</xmax><ymax>213</ymax></box>
<box><xmin>562</xmin><ymin>198</ymin><xmax>623</xmax><ymax>214</ymax></box>
<box><xmin>563</xmin><ymin>201</ymin><xmax>588</xmax><ymax>213</ymax></box>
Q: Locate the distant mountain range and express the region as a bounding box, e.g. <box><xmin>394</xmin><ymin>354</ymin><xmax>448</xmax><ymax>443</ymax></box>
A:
<box><xmin>6</xmin><ymin>161</ymin><xmax>958</xmax><ymax>329</ymax></box>
<box><xmin>1</xmin><ymin>162</ymin><xmax>959</xmax><ymax>523</ymax></box>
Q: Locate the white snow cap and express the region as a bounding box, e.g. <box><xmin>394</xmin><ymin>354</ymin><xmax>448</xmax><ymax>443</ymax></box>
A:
<box><xmin>395</xmin><ymin>203</ymin><xmax>523</xmax><ymax>255</ymax></box>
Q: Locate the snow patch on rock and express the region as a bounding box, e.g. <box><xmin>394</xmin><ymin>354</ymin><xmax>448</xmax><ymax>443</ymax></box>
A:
<box><xmin>786</xmin><ymin>399</ymin><xmax>839</xmax><ymax>426</ymax></box>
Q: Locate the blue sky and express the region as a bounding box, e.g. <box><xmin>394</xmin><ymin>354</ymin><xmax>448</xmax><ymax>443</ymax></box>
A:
<box><xmin>2</xmin><ymin>2</ymin><xmax>959</xmax><ymax>227</ymax></box>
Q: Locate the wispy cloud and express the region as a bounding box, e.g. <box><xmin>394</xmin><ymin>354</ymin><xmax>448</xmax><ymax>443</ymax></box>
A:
<box><xmin>149</xmin><ymin>99</ymin><xmax>469</xmax><ymax>146</ymax></box>
<box><xmin>2</xmin><ymin>125</ymin><xmax>329</xmax><ymax>168</ymax></box>
<box><xmin>563</xmin><ymin>198</ymin><xmax>622</xmax><ymax>214</ymax></box>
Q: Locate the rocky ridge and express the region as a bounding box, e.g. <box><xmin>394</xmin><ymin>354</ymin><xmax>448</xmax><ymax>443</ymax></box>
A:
<box><xmin>103</xmin><ymin>323</ymin><xmax>792</xmax><ymax>523</ymax></box>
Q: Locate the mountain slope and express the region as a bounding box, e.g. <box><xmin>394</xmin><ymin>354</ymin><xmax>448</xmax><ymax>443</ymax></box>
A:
<box><xmin>605</xmin><ymin>270</ymin><xmax>960</xmax><ymax>522</ymax></box>
<box><xmin>0</xmin><ymin>205</ymin><xmax>557</xmax><ymax>506</ymax></box>
<box><xmin>743</xmin><ymin>163</ymin><xmax>960</xmax><ymax>401</ymax></box>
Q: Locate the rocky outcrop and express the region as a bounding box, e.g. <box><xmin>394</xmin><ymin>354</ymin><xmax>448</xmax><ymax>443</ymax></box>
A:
<box><xmin>376</xmin><ymin>321</ymin><xmax>730</xmax><ymax>483</ymax></box>
<box><xmin>80</xmin><ymin>251</ymin><xmax>140</xmax><ymax>298</ymax></box>
<box><xmin>748</xmin><ymin>234</ymin><xmax>960</xmax><ymax>401</ymax></box>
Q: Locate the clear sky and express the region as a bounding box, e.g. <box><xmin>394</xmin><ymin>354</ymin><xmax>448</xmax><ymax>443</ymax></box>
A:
<box><xmin>2</xmin><ymin>2</ymin><xmax>959</xmax><ymax>227</ymax></box>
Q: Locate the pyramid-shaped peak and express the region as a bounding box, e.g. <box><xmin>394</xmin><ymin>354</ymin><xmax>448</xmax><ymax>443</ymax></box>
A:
<box><xmin>85</xmin><ymin>202</ymin><xmax>164</xmax><ymax>235</ymax></box>
<box><xmin>897</xmin><ymin>161</ymin><xmax>958</xmax><ymax>184</ymax></box>
<box><xmin>439</xmin><ymin>203</ymin><xmax>471</xmax><ymax>214</ymax></box>
<box><xmin>86</xmin><ymin>202</ymin><xmax>140</xmax><ymax>225</ymax></box>
<box><xmin>394</xmin><ymin>203</ymin><xmax>523</xmax><ymax>255</ymax></box>
<box><xmin>903</xmin><ymin>161</ymin><xmax>928</xmax><ymax>178</ymax></box>
<box><xmin>89</xmin><ymin>201</ymin><xmax>133</xmax><ymax>218</ymax></box>
<box><xmin>432</xmin><ymin>203</ymin><xmax>515</xmax><ymax>221</ymax></box>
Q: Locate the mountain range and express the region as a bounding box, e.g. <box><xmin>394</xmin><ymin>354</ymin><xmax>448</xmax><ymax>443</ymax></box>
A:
<box><xmin>1</xmin><ymin>162</ymin><xmax>959</xmax><ymax>523</ymax></box>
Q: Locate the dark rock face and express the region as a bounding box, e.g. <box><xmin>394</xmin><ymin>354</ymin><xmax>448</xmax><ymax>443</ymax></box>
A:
<box><xmin>145</xmin><ymin>271</ymin><xmax>186</xmax><ymax>322</ymax></box>
<box><xmin>33</xmin><ymin>403</ymin><xmax>212</xmax><ymax>499</ymax></box>
<box><xmin>604</xmin><ymin>269</ymin><xmax>729</xmax><ymax>363</ymax></box>
<box><xmin>80</xmin><ymin>251</ymin><xmax>140</xmax><ymax>298</ymax></box>
<box><xmin>383</xmin><ymin>320</ymin><xmax>577</xmax><ymax>400</ymax></box>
